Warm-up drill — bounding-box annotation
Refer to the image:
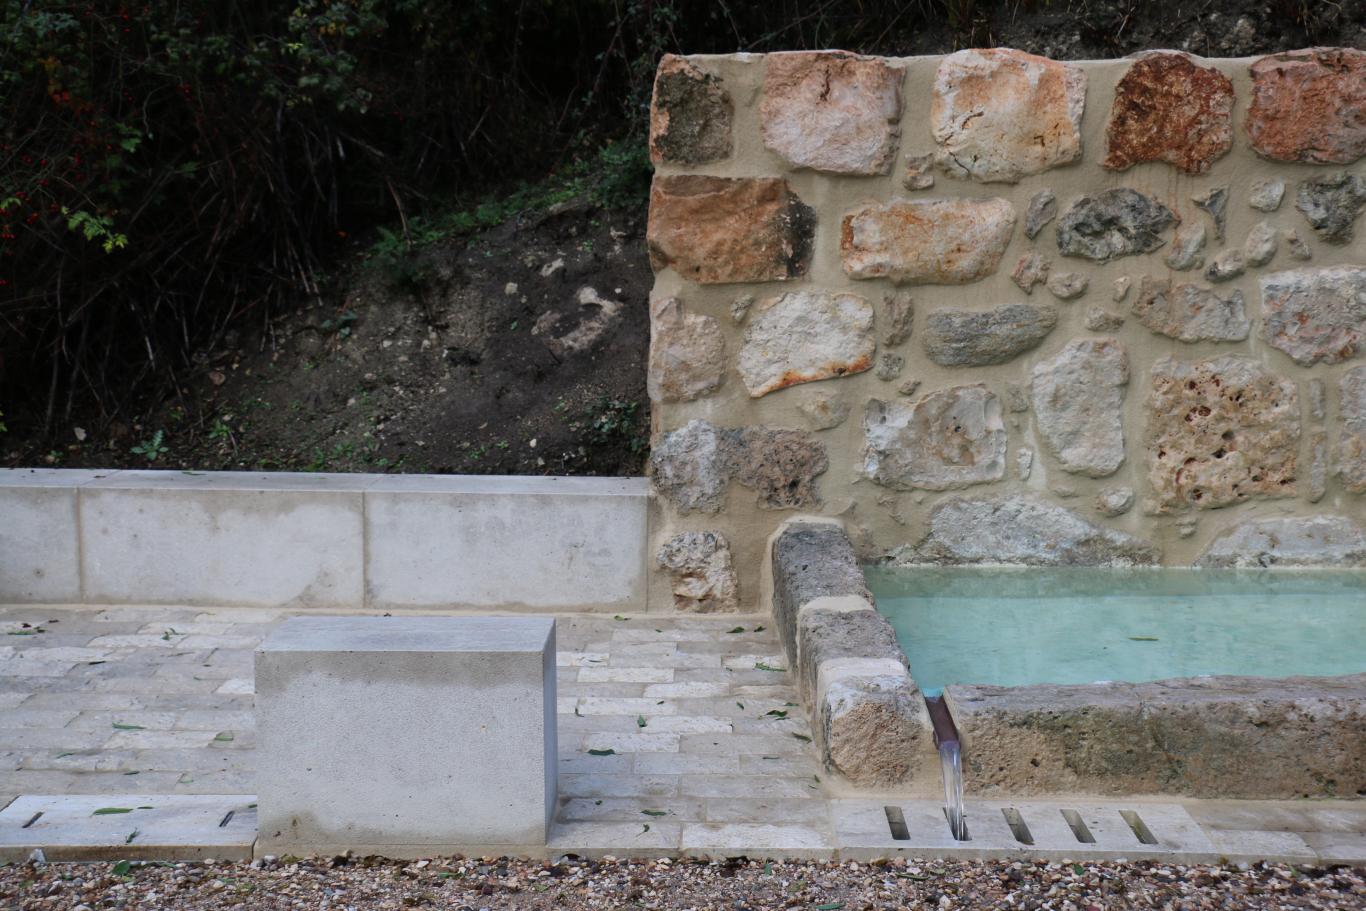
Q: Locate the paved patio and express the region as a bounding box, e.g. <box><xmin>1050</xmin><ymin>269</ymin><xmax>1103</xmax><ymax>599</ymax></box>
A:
<box><xmin>0</xmin><ymin>604</ymin><xmax>1363</xmax><ymax>863</ymax></box>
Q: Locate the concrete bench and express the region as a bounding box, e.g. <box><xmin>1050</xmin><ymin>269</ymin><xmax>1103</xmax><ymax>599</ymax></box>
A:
<box><xmin>256</xmin><ymin>616</ymin><xmax>557</xmax><ymax>857</ymax></box>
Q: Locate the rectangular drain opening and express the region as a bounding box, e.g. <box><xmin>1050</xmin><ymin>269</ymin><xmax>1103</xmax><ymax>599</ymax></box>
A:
<box><xmin>21</xmin><ymin>812</ymin><xmax>42</xmax><ymax>829</ymax></box>
<box><xmin>942</xmin><ymin>807</ymin><xmax>970</xmax><ymax>842</ymax></box>
<box><xmin>884</xmin><ymin>806</ymin><xmax>910</xmax><ymax>841</ymax></box>
<box><xmin>218</xmin><ymin>810</ymin><xmax>235</xmax><ymax>828</ymax></box>
<box><xmin>1060</xmin><ymin>809</ymin><xmax>1096</xmax><ymax>844</ymax></box>
<box><xmin>1119</xmin><ymin>809</ymin><xmax>1158</xmax><ymax>845</ymax></box>
<box><xmin>1001</xmin><ymin>807</ymin><xmax>1033</xmax><ymax>845</ymax></box>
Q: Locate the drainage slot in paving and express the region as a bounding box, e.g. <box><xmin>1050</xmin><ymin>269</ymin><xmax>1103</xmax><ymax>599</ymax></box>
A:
<box><xmin>1001</xmin><ymin>807</ymin><xmax>1033</xmax><ymax>845</ymax></box>
<box><xmin>884</xmin><ymin>806</ymin><xmax>910</xmax><ymax>841</ymax></box>
<box><xmin>942</xmin><ymin>807</ymin><xmax>971</xmax><ymax>841</ymax></box>
<box><xmin>218</xmin><ymin>810</ymin><xmax>235</xmax><ymax>828</ymax></box>
<box><xmin>1060</xmin><ymin>809</ymin><xmax>1096</xmax><ymax>844</ymax></box>
<box><xmin>21</xmin><ymin>812</ymin><xmax>42</xmax><ymax>829</ymax></box>
<box><xmin>1119</xmin><ymin>809</ymin><xmax>1158</xmax><ymax>845</ymax></box>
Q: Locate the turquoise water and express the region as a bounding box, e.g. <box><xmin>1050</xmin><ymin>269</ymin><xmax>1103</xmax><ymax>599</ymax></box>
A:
<box><xmin>865</xmin><ymin>567</ymin><xmax>1366</xmax><ymax>695</ymax></box>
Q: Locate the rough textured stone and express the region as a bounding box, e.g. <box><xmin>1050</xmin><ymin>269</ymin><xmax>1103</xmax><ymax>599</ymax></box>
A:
<box><xmin>1249</xmin><ymin>177</ymin><xmax>1285</xmax><ymax>212</ymax></box>
<box><xmin>1244</xmin><ymin>220</ymin><xmax>1278</xmax><ymax>266</ymax></box>
<box><xmin>947</xmin><ymin>674</ymin><xmax>1366</xmax><ymax>798</ymax></box>
<box><xmin>761</xmin><ymin>52</ymin><xmax>902</xmax><ymax>175</ymax></box>
<box><xmin>1084</xmin><ymin>307</ymin><xmax>1125</xmax><ymax>332</ymax></box>
<box><xmin>1031</xmin><ymin>338</ymin><xmax>1128</xmax><ymax>477</ymax></box>
<box><xmin>821</xmin><ymin>672</ymin><xmax>926</xmax><ymax>788</ymax></box>
<box><xmin>1284</xmin><ymin>228</ymin><xmax>1313</xmax><ymax>260</ymax></box>
<box><xmin>737</xmin><ymin>290</ymin><xmax>875</xmax><ymax>398</ymax></box>
<box><xmin>841</xmin><ymin>197</ymin><xmax>1016</xmax><ymax>285</ymax></box>
<box><xmin>1112</xmin><ymin>276</ymin><xmax>1132</xmax><ymax>302</ymax></box>
<box><xmin>874</xmin><ymin>353</ymin><xmax>903</xmax><ymax>381</ymax></box>
<box><xmin>1056</xmin><ymin>189</ymin><xmax>1175</xmax><ymax>262</ymax></box>
<box><xmin>901</xmin><ymin>154</ymin><xmax>935</xmax><ymax>190</ymax></box>
<box><xmin>881</xmin><ymin>291</ymin><xmax>914</xmax><ymax>346</ymax></box>
<box><xmin>1340</xmin><ymin>366</ymin><xmax>1366</xmax><ymax>493</ymax></box>
<box><xmin>650</xmin><ymin>420</ymin><xmax>829</xmax><ymax>513</ymax></box>
<box><xmin>1102</xmin><ymin>52</ymin><xmax>1233</xmax><ymax>174</ymax></box>
<box><xmin>1193</xmin><ymin>186</ymin><xmax>1229</xmax><ymax>240</ymax></box>
<box><xmin>797</xmin><ymin>606</ymin><xmax>905</xmax><ymax>699</ymax></box>
<box><xmin>862</xmin><ymin>386</ymin><xmax>1006</xmax><ymax>491</ymax></box>
<box><xmin>1260</xmin><ymin>266</ymin><xmax>1366</xmax><ymax>366</ymax></box>
<box><xmin>1130</xmin><ymin>277</ymin><xmax>1250</xmax><ymax>343</ymax></box>
<box><xmin>770</xmin><ymin>522</ymin><xmax>871</xmax><ymax>665</ymax></box>
<box><xmin>1204</xmin><ymin>249</ymin><xmax>1245</xmax><ymax>283</ymax></box>
<box><xmin>922</xmin><ymin>304</ymin><xmax>1057</xmax><ymax>367</ymax></box>
<box><xmin>1309</xmin><ymin>430</ymin><xmax>1329</xmax><ymax>503</ymax></box>
<box><xmin>1095</xmin><ymin>487</ymin><xmax>1135</xmax><ymax>517</ymax></box>
<box><xmin>1045</xmin><ymin>271</ymin><xmax>1088</xmax><ymax>300</ymax></box>
<box><xmin>1246</xmin><ymin>48</ymin><xmax>1366</xmax><ymax>164</ymax></box>
<box><xmin>1024</xmin><ymin>189</ymin><xmax>1057</xmax><ymax>239</ymax></box>
<box><xmin>649</xmin><ymin>56</ymin><xmax>733</xmax><ymax>165</ymax></box>
<box><xmin>655</xmin><ymin>532</ymin><xmax>739</xmax><ymax>612</ymax></box>
<box><xmin>730</xmin><ymin>294</ymin><xmax>753</xmax><ymax>324</ymax></box>
<box><xmin>647</xmin><ymin>176</ymin><xmax>814</xmax><ymax>284</ymax></box>
<box><xmin>796</xmin><ymin>389</ymin><xmax>850</xmax><ymax>431</ymax></box>
<box><xmin>1164</xmin><ymin>222</ymin><xmax>1206</xmax><ymax>271</ymax></box>
<box><xmin>1195</xmin><ymin>516</ymin><xmax>1366</xmax><ymax>568</ymax></box>
<box><xmin>1146</xmin><ymin>356</ymin><xmax>1300</xmax><ymax>512</ymax></box>
<box><xmin>1294</xmin><ymin>172</ymin><xmax>1366</xmax><ymax>245</ymax></box>
<box><xmin>1016</xmin><ymin>447</ymin><xmax>1034</xmax><ymax>480</ymax></box>
<box><xmin>1309</xmin><ymin>377</ymin><xmax>1328</xmax><ymax>421</ymax></box>
<box><xmin>647</xmin><ymin>298</ymin><xmax>726</xmax><ymax>403</ymax></box>
<box><xmin>1010</xmin><ymin>253</ymin><xmax>1049</xmax><ymax>294</ymax></box>
<box><xmin>902</xmin><ymin>495</ymin><xmax>1160</xmax><ymax>566</ymax></box>
<box><xmin>931</xmin><ymin>49</ymin><xmax>1085</xmax><ymax>183</ymax></box>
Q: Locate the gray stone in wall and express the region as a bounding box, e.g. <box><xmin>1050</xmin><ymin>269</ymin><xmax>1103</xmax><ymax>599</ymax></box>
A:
<box><xmin>1193</xmin><ymin>185</ymin><xmax>1229</xmax><ymax>240</ymax></box>
<box><xmin>655</xmin><ymin>531</ymin><xmax>739</xmax><ymax>613</ymax></box>
<box><xmin>1284</xmin><ymin>228</ymin><xmax>1312</xmax><ymax>260</ymax></box>
<box><xmin>862</xmin><ymin>386</ymin><xmax>1007</xmax><ymax>491</ymax></box>
<box><xmin>1308</xmin><ymin>431</ymin><xmax>1329</xmax><ymax>504</ymax></box>
<box><xmin>922</xmin><ymin>303</ymin><xmax>1057</xmax><ymax>366</ymax></box>
<box><xmin>881</xmin><ymin>291</ymin><xmax>915</xmax><ymax>346</ymax></box>
<box><xmin>650</xmin><ymin>419</ymin><xmax>733</xmax><ymax>515</ymax></box>
<box><xmin>1243</xmin><ymin>220</ymin><xmax>1278</xmax><ymax>266</ymax></box>
<box><xmin>737</xmin><ymin>290</ymin><xmax>875</xmax><ymax>398</ymax></box>
<box><xmin>1030</xmin><ymin>338</ymin><xmax>1128</xmax><ymax>477</ymax></box>
<box><xmin>1095</xmin><ymin>486</ymin><xmax>1135</xmax><ymax>517</ymax></box>
<box><xmin>1130</xmin><ymin>277</ymin><xmax>1250</xmax><ymax>343</ymax></box>
<box><xmin>1084</xmin><ymin>307</ymin><xmax>1124</xmax><ymax>332</ymax></box>
<box><xmin>1295</xmin><ymin>171</ymin><xmax>1366</xmax><ymax>244</ymax></box>
<box><xmin>1260</xmin><ymin>266</ymin><xmax>1366</xmax><ymax>366</ymax></box>
<box><xmin>647</xmin><ymin>298</ymin><xmax>726</xmax><ymax>403</ymax></box>
<box><xmin>770</xmin><ymin>522</ymin><xmax>872</xmax><ymax>667</ymax></box>
<box><xmin>1163</xmin><ymin>222</ymin><xmax>1206</xmax><ymax>271</ymax></box>
<box><xmin>1056</xmin><ymin>188</ymin><xmax>1176</xmax><ymax>262</ymax></box>
<box><xmin>649</xmin><ymin>56</ymin><xmax>733</xmax><ymax>166</ymax></box>
<box><xmin>1045</xmin><ymin>271</ymin><xmax>1088</xmax><ymax>300</ymax></box>
<box><xmin>902</xmin><ymin>494</ymin><xmax>1160</xmax><ymax>566</ymax></box>
<box><xmin>1248</xmin><ymin>177</ymin><xmax>1285</xmax><ymax>212</ymax></box>
<box><xmin>796</xmin><ymin>388</ymin><xmax>851</xmax><ymax>431</ymax></box>
<box><xmin>1024</xmin><ymin>189</ymin><xmax>1057</xmax><ymax>238</ymax></box>
<box><xmin>651</xmin><ymin>420</ymin><xmax>828</xmax><ymax>514</ymax></box>
<box><xmin>946</xmin><ymin>673</ymin><xmax>1366</xmax><ymax>798</ymax></box>
<box><xmin>1194</xmin><ymin>515</ymin><xmax>1366</xmax><ymax>568</ymax></box>
<box><xmin>1340</xmin><ymin>366</ymin><xmax>1366</xmax><ymax>493</ymax></box>
<box><xmin>1204</xmin><ymin>248</ymin><xmax>1245</xmax><ymax>282</ymax></box>
<box><xmin>874</xmin><ymin>353</ymin><xmax>904</xmax><ymax>380</ymax></box>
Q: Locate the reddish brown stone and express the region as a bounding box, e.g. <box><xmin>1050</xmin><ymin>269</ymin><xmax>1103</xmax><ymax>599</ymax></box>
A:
<box><xmin>1102</xmin><ymin>52</ymin><xmax>1233</xmax><ymax>174</ymax></box>
<box><xmin>1246</xmin><ymin>48</ymin><xmax>1366</xmax><ymax>164</ymax></box>
<box><xmin>647</xmin><ymin>176</ymin><xmax>814</xmax><ymax>285</ymax></box>
<box><xmin>840</xmin><ymin>197</ymin><xmax>1015</xmax><ymax>285</ymax></box>
<box><xmin>761</xmin><ymin>52</ymin><xmax>902</xmax><ymax>175</ymax></box>
<box><xmin>649</xmin><ymin>55</ymin><xmax>733</xmax><ymax>166</ymax></box>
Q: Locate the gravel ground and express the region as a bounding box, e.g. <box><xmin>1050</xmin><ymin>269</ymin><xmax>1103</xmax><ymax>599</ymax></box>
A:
<box><xmin>2</xmin><ymin>855</ymin><xmax>1362</xmax><ymax>911</ymax></box>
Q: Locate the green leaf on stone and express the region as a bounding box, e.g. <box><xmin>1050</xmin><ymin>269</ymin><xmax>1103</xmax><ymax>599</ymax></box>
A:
<box><xmin>112</xmin><ymin>860</ymin><xmax>132</xmax><ymax>877</ymax></box>
<box><xmin>574</xmin><ymin>705</ymin><xmax>582</xmax><ymax>717</ymax></box>
<box><xmin>817</xmin><ymin>904</ymin><xmax>844</xmax><ymax>910</ymax></box>
<box><xmin>642</xmin><ymin>823</ymin><xmax>650</xmax><ymax>833</ymax></box>
<box><xmin>56</xmin><ymin>752</ymin><xmax>74</xmax><ymax>758</ymax></box>
<box><xmin>754</xmin><ymin>626</ymin><xmax>766</xmax><ymax>632</ymax></box>
<box><xmin>764</xmin><ymin>862</ymin><xmax>773</xmax><ymax>876</ymax></box>
<box><xmin>727</xmin><ymin>627</ymin><xmax>745</xmax><ymax>634</ymax></box>
<box><xmin>126</xmin><ymin>829</ymin><xmax>139</xmax><ymax>845</ymax></box>
<box><xmin>792</xmin><ymin>733</ymin><xmax>812</xmax><ymax>743</ymax></box>
<box><xmin>213</xmin><ymin>732</ymin><xmax>234</xmax><ymax>742</ymax></box>
<box><xmin>636</xmin><ymin>715</ymin><xmax>646</xmax><ymax>728</ymax></box>
<box><xmin>736</xmin><ymin>702</ymin><xmax>744</xmax><ymax>710</ymax></box>
<box><xmin>587</xmin><ymin>748</ymin><xmax>616</xmax><ymax>756</ymax></box>
<box><xmin>136</xmin><ymin>806</ymin><xmax>154</xmax><ymax>810</ymax></box>
<box><xmin>1128</xmin><ymin>636</ymin><xmax>1159</xmax><ymax>641</ymax></box>
<box><xmin>124</xmin><ymin>771</ymin><xmax>139</xmax><ymax>776</ymax></box>
<box><xmin>641</xmin><ymin>809</ymin><xmax>667</xmax><ymax>817</ymax></box>
<box><xmin>594</xmin><ymin>800</ymin><xmax>602</xmax><ymax>806</ymax></box>
<box><xmin>755</xmin><ymin>662</ymin><xmax>787</xmax><ymax>672</ymax></box>
<box><xmin>764</xmin><ymin>710</ymin><xmax>788</xmax><ymax>719</ymax></box>
<box><xmin>112</xmin><ymin>722</ymin><xmax>144</xmax><ymax>730</ymax></box>
<box><xmin>613</xmin><ymin>615</ymin><xmax>629</xmax><ymax>621</ymax></box>
<box><xmin>93</xmin><ymin>808</ymin><xmax>135</xmax><ymax>815</ymax></box>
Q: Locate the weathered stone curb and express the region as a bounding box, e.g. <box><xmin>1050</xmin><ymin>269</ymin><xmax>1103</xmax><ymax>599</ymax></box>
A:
<box><xmin>769</xmin><ymin>519</ymin><xmax>932</xmax><ymax>788</ymax></box>
<box><xmin>945</xmin><ymin>673</ymin><xmax>1366</xmax><ymax>799</ymax></box>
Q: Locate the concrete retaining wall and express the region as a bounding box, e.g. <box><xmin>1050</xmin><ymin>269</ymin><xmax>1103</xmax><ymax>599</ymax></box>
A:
<box><xmin>0</xmin><ymin>468</ymin><xmax>651</xmax><ymax>611</ymax></box>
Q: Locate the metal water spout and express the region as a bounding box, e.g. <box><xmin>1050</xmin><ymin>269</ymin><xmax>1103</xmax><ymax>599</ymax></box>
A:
<box><xmin>925</xmin><ymin>695</ymin><xmax>967</xmax><ymax>841</ymax></box>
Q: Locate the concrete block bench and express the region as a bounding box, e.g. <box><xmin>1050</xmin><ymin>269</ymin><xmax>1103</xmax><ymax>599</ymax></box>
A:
<box><xmin>256</xmin><ymin>616</ymin><xmax>557</xmax><ymax>857</ymax></box>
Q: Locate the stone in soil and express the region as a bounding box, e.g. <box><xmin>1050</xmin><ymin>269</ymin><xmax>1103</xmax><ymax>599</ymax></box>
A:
<box><xmin>922</xmin><ymin>303</ymin><xmax>1057</xmax><ymax>367</ymax></box>
<box><xmin>1259</xmin><ymin>266</ymin><xmax>1366</xmax><ymax>366</ymax></box>
<box><xmin>647</xmin><ymin>297</ymin><xmax>726</xmax><ymax>403</ymax></box>
<box><xmin>649</xmin><ymin>55</ymin><xmax>733</xmax><ymax>166</ymax></box>
<box><xmin>1030</xmin><ymin>338</ymin><xmax>1128</xmax><ymax>478</ymax></box>
<box><xmin>1130</xmin><ymin>277</ymin><xmax>1250</xmax><ymax>343</ymax></box>
<box><xmin>647</xmin><ymin>175</ymin><xmax>814</xmax><ymax>284</ymax></box>
<box><xmin>841</xmin><ymin>197</ymin><xmax>1016</xmax><ymax>285</ymax></box>
<box><xmin>1294</xmin><ymin>171</ymin><xmax>1366</xmax><ymax>245</ymax></box>
<box><xmin>1195</xmin><ymin>515</ymin><xmax>1366</xmax><ymax>568</ymax></box>
<box><xmin>761</xmin><ymin>52</ymin><xmax>902</xmax><ymax>175</ymax></box>
<box><xmin>1340</xmin><ymin>366</ymin><xmax>1366</xmax><ymax>494</ymax></box>
<box><xmin>1102</xmin><ymin>51</ymin><xmax>1233</xmax><ymax>174</ymax></box>
<box><xmin>1056</xmin><ymin>188</ymin><xmax>1175</xmax><ymax>262</ymax></box>
<box><xmin>737</xmin><ymin>290</ymin><xmax>875</xmax><ymax>398</ymax></box>
<box><xmin>931</xmin><ymin>48</ymin><xmax>1085</xmax><ymax>183</ymax></box>
<box><xmin>1246</xmin><ymin>47</ymin><xmax>1366</xmax><ymax>164</ymax></box>
<box><xmin>1145</xmin><ymin>355</ymin><xmax>1300</xmax><ymax>513</ymax></box>
<box><xmin>862</xmin><ymin>386</ymin><xmax>1006</xmax><ymax>491</ymax></box>
<box><xmin>900</xmin><ymin>494</ymin><xmax>1160</xmax><ymax>566</ymax></box>
<box><xmin>655</xmin><ymin>531</ymin><xmax>740</xmax><ymax>612</ymax></box>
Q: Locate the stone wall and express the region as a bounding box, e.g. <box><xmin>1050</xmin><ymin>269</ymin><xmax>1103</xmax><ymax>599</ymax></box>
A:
<box><xmin>645</xmin><ymin>48</ymin><xmax>1366</xmax><ymax>609</ymax></box>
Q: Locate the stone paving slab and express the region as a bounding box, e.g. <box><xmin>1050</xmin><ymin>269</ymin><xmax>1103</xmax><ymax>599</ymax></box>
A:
<box><xmin>0</xmin><ymin>794</ymin><xmax>257</xmax><ymax>861</ymax></box>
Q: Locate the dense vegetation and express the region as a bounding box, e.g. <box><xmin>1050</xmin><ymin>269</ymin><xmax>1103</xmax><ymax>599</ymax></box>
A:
<box><xmin>2</xmin><ymin>0</ymin><xmax>1361</xmax><ymax>451</ymax></box>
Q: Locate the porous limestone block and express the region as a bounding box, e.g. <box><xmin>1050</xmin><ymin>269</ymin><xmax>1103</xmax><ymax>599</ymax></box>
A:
<box><xmin>256</xmin><ymin>616</ymin><xmax>557</xmax><ymax>856</ymax></box>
